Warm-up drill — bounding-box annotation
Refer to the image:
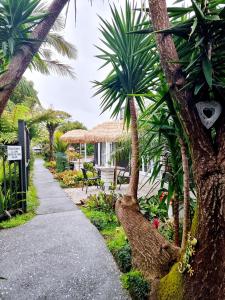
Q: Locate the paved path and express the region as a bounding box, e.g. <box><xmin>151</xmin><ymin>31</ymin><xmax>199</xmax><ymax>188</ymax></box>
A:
<box><xmin>0</xmin><ymin>159</ymin><xmax>129</xmax><ymax>300</ymax></box>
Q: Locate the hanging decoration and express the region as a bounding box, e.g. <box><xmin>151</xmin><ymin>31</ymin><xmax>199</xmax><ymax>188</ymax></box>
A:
<box><xmin>196</xmin><ymin>101</ymin><xmax>222</xmax><ymax>129</ymax></box>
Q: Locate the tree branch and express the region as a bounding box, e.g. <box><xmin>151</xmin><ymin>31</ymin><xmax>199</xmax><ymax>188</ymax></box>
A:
<box><xmin>0</xmin><ymin>0</ymin><xmax>69</xmax><ymax>116</ymax></box>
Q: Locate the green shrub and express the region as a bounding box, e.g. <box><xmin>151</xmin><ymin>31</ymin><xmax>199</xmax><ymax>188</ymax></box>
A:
<box><xmin>81</xmin><ymin>208</ymin><xmax>118</xmax><ymax>231</ymax></box>
<box><xmin>139</xmin><ymin>195</ymin><xmax>168</xmax><ymax>221</ymax></box>
<box><xmin>55</xmin><ymin>170</ymin><xmax>83</xmax><ymax>187</ymax></box>
<box><xmin>44</xmin><ymin>160</ymin><xmax>56</xmax><ymax>170</ymax></box>
<box><xmin>56</xmin><ymin>152</ymin><xmax>68</xmax><ymax>172</ymax></box>
<box><xmin>114</xmin><ymin>243</ymin><xmax>132</xmax><ymax>273</ymax></box>
<box><xmin>85</xmin><ymin>191</ymin><xmax>117</xmax><ymax>213</ymax></box>
<box><xmin>103</xmin><ymin>226</ymin><xmax>132</xmax><ymax>273</ymax></box>
<box><xmin>83</xmin><ymin>162</ymin><xmax>94</xmax><ymax>172</ymax></box>
<box><xmin>121</xmin><ymin>270</ymin><xmax>150</xmax><ymax>300</ymax></box>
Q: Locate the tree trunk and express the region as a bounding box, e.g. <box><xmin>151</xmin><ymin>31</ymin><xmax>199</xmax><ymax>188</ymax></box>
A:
<box><xmin>179</xmin><ymin>138</ymin><xmax>190</xmax><ymax>250</ymax></box>
<box><xmin>148</xmin><ymin>0</ymin><xmax>225</xmax><ymax>298</ymax></box>
<box><xmin>0</xmin><ymin>0</ymin><xmax>69</xmax><ymax>115</ymax></box>
<box><xmin>183</xmin><ymin>164</ymin><xmax>225</xmax><ymax>299</ymax></box>
<box><xmin>116</xmin><ymin>199</ymin><xmax>180</xmax><ymax>281</ymax></box>
<box><xmin>172</xmin><ymin>191</ymin><xmax>180</xmax><ymax>247</ymax></box>
<box><xmin>127</xmin><ymin>97</ymin><xmax>139</xmax><ymax>200</ymax></box>
<box><xmin>48</xmin><ymin>128</ymin><xmax>55</xmax><ymax>161</ymax></box>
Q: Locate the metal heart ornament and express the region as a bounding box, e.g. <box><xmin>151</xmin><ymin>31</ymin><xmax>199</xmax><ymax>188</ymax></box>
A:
<box><xmin>196</xmin><ymin>101</ymin><xmax>222</xmax><ymax>129</ymax></box>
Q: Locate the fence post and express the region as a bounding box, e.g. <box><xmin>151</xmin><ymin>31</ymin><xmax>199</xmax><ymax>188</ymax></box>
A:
<box><xmin>18</xmin><ymin>120</ymin><xmax>28</xmax><ymax>212</ymax></box>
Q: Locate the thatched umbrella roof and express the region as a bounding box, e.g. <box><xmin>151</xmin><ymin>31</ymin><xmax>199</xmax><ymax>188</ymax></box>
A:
<box><xmin>60</xmin><ymin>129</ymin><xmax>89</xmax><ymax>144</ymax></box>
<box><xmin>87</xmin><ymin>120</ymin><xmax>129</xmax><ymax>143</ymax></box>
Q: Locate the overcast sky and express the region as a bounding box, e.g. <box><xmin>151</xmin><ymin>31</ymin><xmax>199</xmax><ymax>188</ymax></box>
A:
<box><xmin>25</xmin><ymin>0</ymin><xmax>176</xmax><ymax>129</ymax></box>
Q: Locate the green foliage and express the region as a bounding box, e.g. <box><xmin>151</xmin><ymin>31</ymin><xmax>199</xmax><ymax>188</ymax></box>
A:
<box><xmin>139</xmin><ymin>195</ymin><xmax>168</xmax><ymax>221</ymax></box>
<box><xmin>44</xmin><ymin>160</ymin><xmax>56</xmax><ymax>170</ymax></box>
<box><xmin>55</xmin><ymin>170</ymin><xmax>83</xmax><ymax>187</ymax></box>
<box><xmin>159</xmin><ymin>220</ymin><xmax>175</xmax><ymax>243</ymax></box>
<box><xmin>0</xmin><ymin>181</ymin><xmax>39</xmax><ymax>229</ymax></box>
<box><xmin>0</xmin><ymin>0</ymin><xmax>45</xmax><ymax>62</ymax></box>
<box><xmin>94</xmin><ymin>0</ymin><xmax>158</xmax><ymax>125</ymax></box>
<box><xmin>10</xmin><ymin>78</ymin><xmax>41</xmax><ymax>108</ymax></box>
<box><xmin>81</xmin><ymin>207</ymin><xmax>118</xmax><ymax>231</ymax></box>
<box><xmin>83</xmin><ymin>162</ymin><xmax>94</xmax><ymax>172</ymax></box>
<box><xmin>59</xmin><ymin>121</ymin><xmax>86</xmax><ymax>133</ymax></box>
<box><xmin>121</xmin><ymin>270</ymin><xmax>150</xmax><ymax>300</ymax></box>
<box><xmin>0</xmin><ymin>0</ymin><xmax>77</xmax><ymax>77</ymax></box>
<box><xmin>55</xmin><ymin>152</ymin><xmax>69</xmax><ymax>173</ymax></box>
<box><xmin>0</xmin><ymin>104</ymin><xmax>30</xmax><ymax>143</ymax></box>
<box><xmin>54</xmin><ymin>131</ymin><xmax>68</xmax><ymax>153</ymax></box>
<box><xmin>85</xmin><ymin>191</ymin><xmax>117</xmax><ymax>213</ymax></box>
<box><xmin>106</xmin><ymin>227</ymin><xmax>132</xmax><ymax>273</ymax></box>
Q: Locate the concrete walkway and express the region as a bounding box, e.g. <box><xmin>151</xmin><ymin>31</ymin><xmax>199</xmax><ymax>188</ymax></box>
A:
<box><xmin>0</xmin><ymin>159</ymin><xmax>129</xmax><ymax>300</ymax></box>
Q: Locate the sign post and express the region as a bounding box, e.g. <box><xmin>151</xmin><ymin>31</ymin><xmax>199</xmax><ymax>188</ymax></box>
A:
<box><xmin>7</xmin><ymin>146</ymin><xmax>22</xmax><ymax>161</ymax></box>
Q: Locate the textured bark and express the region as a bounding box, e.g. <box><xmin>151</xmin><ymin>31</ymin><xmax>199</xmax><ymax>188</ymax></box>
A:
<box><xmin>148</xmin><ymin>0</ymin><xmax>225</xmax><ymax>299</ymax></box>
<box><xmin>0</xmin><ymin>0</ymin><xmax>69</xmax><ymax>115</ymax></box>
<box><xmin>127</xmin><ymin>98</ymin><xmax>139</xmax><ymax>200</ymax></box>
<box><xmin>116</xmin><ymin>197</ymin><xmax>180</xmax><ymax>281</ymax></box>
<box><xmin>47</xmin><ymin>124</ymin><xmax>56</xmax><ymax>161</ymax></box>
<box><xmin>172</xmin><ymin>192</ymin><xmax>180</xmax><ymax>247</ymax></box>
<box><xmin>179</xmin><ymin>138</ymin><xmax>190</xmax><ymax>250</ymax></box>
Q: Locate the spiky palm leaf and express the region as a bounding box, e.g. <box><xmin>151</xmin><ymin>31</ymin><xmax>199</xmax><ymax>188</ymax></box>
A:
<box><xmin>93</xmin><ymin>0</ymin><xmax>159</xmax><ymax>124</ymax></box>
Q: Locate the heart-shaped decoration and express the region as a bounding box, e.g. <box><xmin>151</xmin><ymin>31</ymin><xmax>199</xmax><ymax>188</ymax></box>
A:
<box><xmin>196</xmin><ymin>101</ymin><xmax>222</xmax><ymax>129</ymax></box>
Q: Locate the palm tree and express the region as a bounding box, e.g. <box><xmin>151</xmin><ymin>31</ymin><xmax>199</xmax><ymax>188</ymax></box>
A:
<box><xmin>94</xmin><ymin>1</ymin><xmax>158</xmax><ymax>201</ymax></box>
<box><xmin>0</xmin><ymin>0</ymin><xmax>70</xmax><ymax>115</ymax></box>
<box><xmin>0</xmin><ymin>0</ymin><xmax>76</xmax><ymax>78</ymax></box>
<box><xmin>30</xmin><ymin>108</ymin><xmax>71</xmax><ymax>161</ymax></box>
<box><xmin>146</xmin><ymin>0</ymin><xmax>225</xmax><ymax>298</ymax></box>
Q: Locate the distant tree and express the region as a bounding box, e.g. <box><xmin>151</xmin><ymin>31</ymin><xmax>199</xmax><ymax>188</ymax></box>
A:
<box><xmin>59</xmin><ymin>121</ymin><xmax>87</xmax><ymax>133</ymax></box>
<box><xmin>10</xmin><ymin>78</ymin><xmax>41</xmax><ymax>109</ymax></box>
<box><xmin>31</xmin><ymin>109</ymin><xmax>71</xmax><ymax>161</ymax></box>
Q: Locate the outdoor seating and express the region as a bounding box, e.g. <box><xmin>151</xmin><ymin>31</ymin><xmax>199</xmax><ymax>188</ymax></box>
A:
<box><xmin>81</xmin><ymin>168</ymin><xmax>101</xmax><ymax>194</ymax></box>
<box><xmin>117</xmin><ymin>166</ymin><xmax>130</xmax><ymax>189</ymax></box>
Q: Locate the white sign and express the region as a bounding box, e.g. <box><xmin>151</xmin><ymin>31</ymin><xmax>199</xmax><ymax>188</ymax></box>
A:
<box><xmin>7</xmin><ymin>146</ymin><xmax>22</xmax><ymax>161</ymax></box>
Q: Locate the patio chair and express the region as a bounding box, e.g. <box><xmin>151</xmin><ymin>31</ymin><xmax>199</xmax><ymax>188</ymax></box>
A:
<box><xmin>81</xmin><ymin>168</ymin><xmax>101</xmax><ymax>194</ymax></box>
<box><xmin>117</xmin><ymin>166</ymin><xmax>131</xmax><ymax>189</ymax></box>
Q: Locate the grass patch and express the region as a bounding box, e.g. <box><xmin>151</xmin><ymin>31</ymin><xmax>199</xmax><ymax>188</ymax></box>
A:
<box><xmin>0</xmin><ymin>183</ymin><xmax>39</xmax><ymax>229</ymax></box>
<box><xmin>81</xmin><ymin>202</ymin><xmax>150</xmax><ymax>299</ymax></box>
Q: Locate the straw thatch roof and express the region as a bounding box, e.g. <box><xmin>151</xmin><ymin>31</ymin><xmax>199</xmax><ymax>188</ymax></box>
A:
<box><xmin>60</xmin><ymin>129</ymin><xmax>89</xmax><ymax>144</ymax></box>
<box><xmin>87</xmin><ymin>120</ymin><xmax>130</xmax><ymax>143</ymax></box>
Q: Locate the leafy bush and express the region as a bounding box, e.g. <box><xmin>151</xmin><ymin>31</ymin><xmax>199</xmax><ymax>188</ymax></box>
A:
<box><xmin>83</xmin><ymin>162</ymin><xmax>94</xmax><ymax>172</ymax></box>
<box><xmin>66</xmin><ymin>149</ymin><xmax>81</xmax><ymax>162</ymax></box>
<box><xmin>159</xmin><ymin>219</ymin><xmax>174</xmax><ymax>242</ymax></box>
<box><xmin>81</xmin><ymin>208</ymin><xmax>118</xmax><ymax>231</ymax></box>
<box><xmin>44</xmin><ymin>160</ymin><xmax>56</xmax><ymax>170</ymax></box>
<box><xmin>121</xmin><ymin>270</ymin><xmax>150</xmax><ymax>300</ymax></box>
<box><xmin>55</xmin><ymin>170</ymin><xmax>83</xmax><ymax>187</ymax></box>
<box><xmin>114</xmin><ymin>243</ymin><xmax>132</xmax><ymax>273</ymax></box>
<box><xmin>56</xmin><ymin>152</ymin><xmax>69</xmax><ymax>172</ymax></box>
<box><xmin>139</xmin><ymin>195</ymin><xmax>168</xmax><ymax>221</ymax></box>
<box><xmin>85</xmin><ymin>191</ymin><xmax>117</xmax><ymax>213</ymax></box>
<box><xmin>54</xmin><ymin>131</ymin><xmax>68</xmax><ymax>153</ymax></box>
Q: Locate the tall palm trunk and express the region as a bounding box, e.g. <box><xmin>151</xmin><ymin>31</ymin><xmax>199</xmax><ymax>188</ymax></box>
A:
<box><xmin>48</xmin><ymin>129</ymin><xmax>54</xmax><ymax>162</ymax></box>
<box><xmin>116</xmin><ymin>97</ymin><xmax>181</xmax><ymax>282</ymax></box>
<box><xmin>148</xmin><ymin>0</ymin><xmax>225</xmax><ymax>298</ymax></box>
<box><xmin>127</xmin><ymin>97</ymin><xmax>139</xmax><ymax>201</ymax></box>
<box><xmin>179</xmin><ymin>137</ymin><xmax>190</xmax><ymax>250</ymax></box>
<box><xmin>0</xmin><ymin>0</ymin><xmax>69</xmax><ymax>115</ymax></box>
